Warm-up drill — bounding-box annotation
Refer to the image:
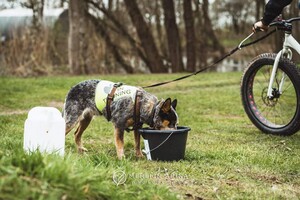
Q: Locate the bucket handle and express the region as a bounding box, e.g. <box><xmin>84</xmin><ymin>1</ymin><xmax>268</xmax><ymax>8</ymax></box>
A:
<box><xmin>142</xmin><ymin>131</ymin><xmax>174</xmax><ymax>155</ymax></box>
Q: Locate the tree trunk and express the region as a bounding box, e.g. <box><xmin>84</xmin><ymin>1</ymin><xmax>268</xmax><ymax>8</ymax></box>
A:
<box><xmin>255</xmin><ymin>0</ymin><xmax>260</xmax><ymax>20</ymax></box>
<box><xmin>255</xmin><ymin>0</ymin><xmax>262</xmax><ymax>20</ymax></box>
<box><xmin>202</xmin><ymin>0</ymin><xmax>225</xmax><ymax>54</ymax></box>
<box><xmin>194</xmin><ymin>0</ymin><xmax>207</xmax><ymax>69</ymax></box>
<box><xmin>184</xmin><ymin>0</ymin><xmax>196</xmax><ymax>72</ymax></box>
<box><xmin>124</xmin><ymin>0</ymin><xmax>167</xmax><ymax>73</ymax></box>
<box><xmin>22</xmin><ymin>0</ymin><xmax>44</xmax><ymax>30</ymax></box>
<box><xmin>37</xmin><ymin>0</ymin><xmax>44</xmax><ymax>28</ymax></box>
<box><xmin>162</xmin><ymin>0</ymin><xmax>184</xmax><ymax>72</ymax></box>
<box><xmin>68</xmin><ymin>0</ymin><xmax>89</xmax><ymax>75</ymax></box>
<box><xmin>155</xmin><ymin>0</ymin><xmax>167</xmax><ymax>60</ymax></box>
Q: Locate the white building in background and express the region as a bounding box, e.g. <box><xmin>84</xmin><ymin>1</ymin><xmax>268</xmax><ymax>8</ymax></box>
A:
<box><xmin>0</xmin><ymin>7</ymin><xmax>65</xmax><ymax>41</ymax></box>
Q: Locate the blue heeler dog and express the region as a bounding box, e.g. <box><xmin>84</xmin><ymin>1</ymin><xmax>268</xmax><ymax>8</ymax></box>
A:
<box><xmin>63</xmin><ymin>80</ymin><xmax>178</xmax><ymax>159</ymax></box>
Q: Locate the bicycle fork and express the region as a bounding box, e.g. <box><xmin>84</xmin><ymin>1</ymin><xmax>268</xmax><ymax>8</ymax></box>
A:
<box><xmin>267</xmin><ymin>33</ymin><xmax>300</xmax><ymax>98</ymax></box>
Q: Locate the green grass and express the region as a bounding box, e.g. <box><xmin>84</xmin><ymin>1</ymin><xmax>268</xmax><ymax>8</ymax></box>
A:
<box><xmin>1</xmin><ymin>73</ymin><xmax>300</xmax><ymax>199</ymax></box>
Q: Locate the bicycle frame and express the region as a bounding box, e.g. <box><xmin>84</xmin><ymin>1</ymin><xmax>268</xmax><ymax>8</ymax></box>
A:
<box><xmin>267</xmin><ymin>32</ymin><xmax>300</xmax><ymax>97</ymax></box>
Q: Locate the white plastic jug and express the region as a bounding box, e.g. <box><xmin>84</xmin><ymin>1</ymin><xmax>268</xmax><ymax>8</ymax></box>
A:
<box><xmin>24</xmin><ymin>107</ymin><xmax>65</xmax><ymax>156</ymax></box>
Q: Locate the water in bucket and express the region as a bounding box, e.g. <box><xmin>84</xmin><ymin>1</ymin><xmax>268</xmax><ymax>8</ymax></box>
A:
<box><xmin>24</xmin><ymin>107</ymin><xmax>65</xmax><ymax>156</ymax></box>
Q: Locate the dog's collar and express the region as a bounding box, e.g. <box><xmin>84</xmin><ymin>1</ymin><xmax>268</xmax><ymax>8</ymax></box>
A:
<box><xmin>126</xmin><ymin>94</ymin><xmax>158</xmax><ymax>132</ymax></box>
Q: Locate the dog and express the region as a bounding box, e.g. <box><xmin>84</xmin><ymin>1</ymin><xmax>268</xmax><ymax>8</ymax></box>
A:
<box><xmin>63</xmin><ymin>79</ymin><xmax>178</xmax><ymax>159</ymax></box>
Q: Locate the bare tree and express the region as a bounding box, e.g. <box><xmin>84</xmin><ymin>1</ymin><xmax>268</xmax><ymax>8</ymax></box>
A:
<box><xmin>124</xmin><ymin>0</ymin><xmax>167</xmax><ymax>73</ymax></box>
<box><xmin>162</xmin><ymin>0</ymin><xmax>184</xmax><ymax>72</ymax></box>
<box><xmin>184</xmin><ymin>0</ymin><xmax>196</xmax><ymax>72</ymax></box>
<box><xmin>68</xmin><ymin>0</ymin><xmax>89</xmax><ymax>75</ymax></box>
<box><xmin>88</xmin><ymin>1</ymin><xmax>150</xmax><ymax>71</ymax></box>
<box><xmin>202</xmin><ymin>0</ymin><xmax>224</xmax><ymax>54</ymax></box>
<box><xmin>193</xmin><ymin>0</ymin><xmax>208</xmax><ymax>69</ymax></box>
<box><xmin>21</xmin><ymin>0</ymin><xmax>44</xmax><ymax>30</ymax></box>
<box><xmin>255</xmin><ymin>0</ymin><xmax>266</xmax><ymax>20</ymax></box>
<box><xmin>154</xmin><ymin>1</ymin><xmax>167</xmax><ymax>60</ymax></box>
<box><xmin>4</xmin><ymin>0</ymin><xmax>266</xmax><ymax>76</ymax></box>
<box><xmin>87</xmin><ymin>13</ymin><xmax>134</xmax><ymax>73</ymax></box>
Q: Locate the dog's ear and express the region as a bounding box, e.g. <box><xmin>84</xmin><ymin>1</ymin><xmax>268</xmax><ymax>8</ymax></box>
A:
<box><xmin>161</xmin><ymin>98</ymin><xmax>172</xmax><ymax>113</ymax></box>
<box><xmin>171</xmin><ymin>99</ymin><xmax>177</xmax><ymax>110</ymax></box>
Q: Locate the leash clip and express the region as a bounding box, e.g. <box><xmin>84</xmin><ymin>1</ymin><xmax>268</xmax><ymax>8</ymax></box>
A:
<box><xmin>114</xmin><ymin>82</ymin><xmax>123</xmax><ymax>88</ymax></box>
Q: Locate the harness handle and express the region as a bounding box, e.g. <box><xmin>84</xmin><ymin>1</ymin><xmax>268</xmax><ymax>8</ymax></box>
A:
<box><xmin>106</xmin><ymin>83</ymin><xmax>123</xmax><ymax>121</ymax></box>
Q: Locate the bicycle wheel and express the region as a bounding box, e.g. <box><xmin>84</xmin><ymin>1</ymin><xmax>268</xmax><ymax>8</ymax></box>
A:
<box><xmin>241</xmin><ymin>53</ymin><xmax>300</xmax><ymax>135</ymax></box>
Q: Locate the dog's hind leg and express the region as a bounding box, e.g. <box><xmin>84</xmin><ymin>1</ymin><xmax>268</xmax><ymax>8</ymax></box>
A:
<box><xmin>74</xmin><ymin>109</ymin><xmax>93</xmax><ymax>153</ymax></box>
<box><xmin>114</xmin><ymin>127</ymin><xmax>125</xmax><ymax>159</ymax></box>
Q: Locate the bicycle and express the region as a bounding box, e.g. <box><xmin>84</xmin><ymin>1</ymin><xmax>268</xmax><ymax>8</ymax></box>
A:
<box><xmin>241</xmin><ymin>17</ymin><xmax>300</xmax><ymax>136</ymax></box>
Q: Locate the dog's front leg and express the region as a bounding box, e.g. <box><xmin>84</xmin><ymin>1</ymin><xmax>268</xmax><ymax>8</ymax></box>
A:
<box><xmin>114</xmin><ymin>127</ymin><xmax>125</xmax><ymax>159</ymax></box>
<box><xmin>134</xmin><ymin>130</ymin><xmax>143</xmax><ymax>158</ymax></box>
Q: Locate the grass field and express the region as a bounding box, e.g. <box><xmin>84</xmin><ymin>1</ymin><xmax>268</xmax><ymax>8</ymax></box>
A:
<box><xmin>1</xmin><ymin>72</ymin><xmax>300</xmax><ymax>199</ymax></box>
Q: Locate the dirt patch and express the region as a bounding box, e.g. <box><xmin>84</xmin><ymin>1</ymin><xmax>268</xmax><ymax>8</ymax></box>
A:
<box><xmin>0</xmin><ymin>101</ymin><xmax>64</xmax><ymax>116</ymax></box>
<box><xmin>0</xmin><ymin>110</ymin><xmax>28</xmax><ymax>116</ymax></box>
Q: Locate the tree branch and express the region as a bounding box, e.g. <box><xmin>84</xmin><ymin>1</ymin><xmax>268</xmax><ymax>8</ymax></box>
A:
<box><xmin>88</xmin><ymin>0</ymin><xmax>150</xmax><ymax>67</ymax></box>
<box><xmin>87</xmin><ymin>12</ymin><xmax>134</xmax><ymax>73</ymax></box>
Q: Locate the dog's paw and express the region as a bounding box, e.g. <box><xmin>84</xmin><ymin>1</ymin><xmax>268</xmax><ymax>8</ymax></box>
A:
<box><xmin>117</xmin><ymin>154</ymin><xmax>125</xmax><ymax>160</ymax></box>
<box><xmin>78</xmin><ymin>146</ymin><xmax>88</xmax><ymax>154</ymax></box>
<box><xmin>136</xmin><ymin>151</ymin><xmax>144</xmax><ymax>158</ymax></box>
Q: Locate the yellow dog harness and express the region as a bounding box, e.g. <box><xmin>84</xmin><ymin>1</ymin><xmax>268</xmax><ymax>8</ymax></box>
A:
<box><xmin>95</xmin><ymin>80</ymin><xmax>138</xmax><ymax>112</ymax></box>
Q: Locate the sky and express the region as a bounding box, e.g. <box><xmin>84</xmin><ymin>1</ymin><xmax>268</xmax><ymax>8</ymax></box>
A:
<box><xmin>0</xmin><ymin>0</ymin><xmax>67</xmax><ymax>9</ymax></box>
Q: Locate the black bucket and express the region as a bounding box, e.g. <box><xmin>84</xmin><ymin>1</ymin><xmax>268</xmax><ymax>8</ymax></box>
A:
<box><xmin>138</xmin><ymin>126</ymin><xmax>191</xmax><ymax>161</ymax></box>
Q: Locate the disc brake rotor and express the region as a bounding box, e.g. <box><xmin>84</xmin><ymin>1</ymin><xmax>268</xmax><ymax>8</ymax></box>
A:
<box><xmin>261</xmin><ymin>87</ymin><xmax>280</xmax><ymax>107</ymax></box>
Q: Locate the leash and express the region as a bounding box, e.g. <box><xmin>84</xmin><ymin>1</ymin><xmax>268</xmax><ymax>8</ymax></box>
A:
<box><xmin>142</xmin><ymin>29</ymin><xmax>277</xmax><ymax>89</ymax></box>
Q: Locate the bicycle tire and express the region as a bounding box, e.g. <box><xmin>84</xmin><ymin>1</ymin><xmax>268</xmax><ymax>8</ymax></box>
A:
<box><xmin>241</xmin><ymin>53</ymin><xmax>300</xmax><ymax>136</ymax></box>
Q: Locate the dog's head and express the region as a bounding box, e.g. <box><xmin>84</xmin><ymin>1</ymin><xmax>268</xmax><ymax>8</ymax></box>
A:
<box><xmin>152</xmin><ymin>98</ymin><xmax>178</xmax><ymax>130</ymax></box>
